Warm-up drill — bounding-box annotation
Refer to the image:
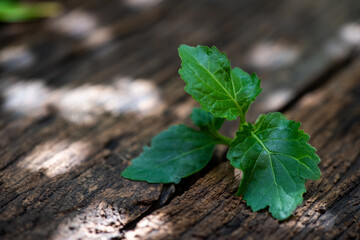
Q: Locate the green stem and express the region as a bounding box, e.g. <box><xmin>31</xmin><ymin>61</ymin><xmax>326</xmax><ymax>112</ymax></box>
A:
<box><xmin>238</xmin><ymin>113</ymin><xmax>246</xmax><ymax>131</ymax></box>
<box><xmin>239</xmin><ymin>112</ymin><xmax>246</xmax><ymax>125</ymax></box>
<box><xmin>211</xmin><ymin>130</ymin><xmax>233</xmax><ymax>146</ymax></box>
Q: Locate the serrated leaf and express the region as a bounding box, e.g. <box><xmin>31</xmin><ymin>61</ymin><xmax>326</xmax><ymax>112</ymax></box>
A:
<box><xmin>122</xmin><ymin>124</ymin><xmax>217</xmax><ymax>184</ymax></box>
<box><xmin>191</xmin><ymin>107</ymin><xmax>225</xmax><ymax>130</ymax></box>
<box><xmin>178</xmin><ymin>44</ymin><xmax>262</xmax><ymax>120</ymax></box>
<box><xmin>227</xmin><ymin>112</ymin><xmax>321</xmax><ymax>220</ymax></box>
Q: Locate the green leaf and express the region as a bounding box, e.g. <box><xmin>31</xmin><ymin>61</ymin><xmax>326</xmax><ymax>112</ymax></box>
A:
<box><xmin>191</xmin><ymin>107</ymin><xmax>225</xmax><ymax>131</ymax></box>
<box><xmin>178</xmin><ymin>44</ymin><xmax>262</xmax><ymax>120</ymax></box>
<box><xmin>227</xmin><ymin>112</ymin><xmax>321</xmax><ymax>220</ymax></box>
<box><xmin>122</xmin><ymin>124</ymin><xmax>217</xmax><ymax>184</ymax></box>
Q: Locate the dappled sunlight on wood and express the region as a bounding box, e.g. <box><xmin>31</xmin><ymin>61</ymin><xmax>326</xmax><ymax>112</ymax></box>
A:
<box><xmin>2</xmin><ymin>77</ymin><xmax>164</xmax><ymax>125</ymax></box>
<box><xmin>125</xmin><ymin>213</ymin><xmax>171</xmax><ymax>240</ymax></box>
<box><xmin>248</xmin><ymin>42</ymin><xmax>300</xmax><ymax>69</ymax></box>
<box><xmin>3</xmin><ymin>80</ymin><xmax>51</xmax><ymax>117</ymax></box>
<box><xmin>173</xmin><ymin>98</ymin><xmax>195</xmax><ymax>119</ymax></box>
<box><xmin>340</xmin><ymin>22</ymin><xmax>360</xmax><ymax>46</ymax></box>
<box><xmin>123</xmin><ymin>0</ymin><xmax>164</xmax><ymax>9</ymax></box>
<box><xmin>0</xmin><ymin>44</ymin><xmax>35</xmax><ymax>70</ymax></box>
<box><xmin>17</xmin><ymin>139</ymin><xmax>92</xmax><ymax>177</ymax></box>
<box><xmin>297</xmin><ymin>91</ymin><xmax>325</xmax><ymax>108</ymax></box>
<box><xmin>49</xmin><ymin>10</ymin><xmax>98</xmax><ymax>38</ymax></box>
<box><xmin>0</xmin><ymin>0</ymin><xmax>359</xmax><ymax>238</ymax></box>
<box><xmin>324</xmin><ymin>22</ymin><xmax>360</xmax><ymax>60</ymax></box>
<box><xmin>261</xmin><ymin>89</ymin><xmax>292</xmax><ymax>111</ymax></box>
<box><xmin>47</xmin><ymin>10</ymin><xmax>113</xmax><ymax>48</ymax></box>
<box><xmin>52</xmin><ymin>201</ymin><xmax>124</xmax><ymax>240</ymax></box>
<box><xmin>84</xmin><ymin>27</ymin><xmax>113</xmax><ymax>48</ymax></box>
<box><xmin>56</xmin><ymin>77</ymin><xmax>163</xmax><ymax>124</ymax></box>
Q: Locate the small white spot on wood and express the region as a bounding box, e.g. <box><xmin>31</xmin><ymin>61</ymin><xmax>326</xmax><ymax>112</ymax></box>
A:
<box><xmin>0</xmin><ymin>45</ymin><xmax>35</xmax><ymax>70</ymax></box>
<box><xmin>3</xmin><ymin>80</ymin><xmax>50</xmax><ymax>117</ymax></box>
<box><xmin>248</xmin><ymin>42</ymin><xmax>300</xmax><ymax>69</ymax></box>
<box><xmin>262</xmin><ymin>89</ymin><xmax>292</xmax><ymax>110</ymax></box>
<box><xmin>340</xmin><ymin>23</ymin><xmax>360</xmax><ymax>45</ymax></box>
<box><xmin>123</xmin><ymin>0</ymin><xmax>163</xmax><ymax>9</ymax></box>
<box><xmin>49</xmin><ymin>10</ymin><xmax>97</xmax><ymax>38</ymax></box>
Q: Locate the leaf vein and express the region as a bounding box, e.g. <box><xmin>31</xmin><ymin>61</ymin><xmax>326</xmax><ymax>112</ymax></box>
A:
<box><xmin>187</xmin><ymin>53</ymin><xmax>243</xmax><ymax>115</ymax></box>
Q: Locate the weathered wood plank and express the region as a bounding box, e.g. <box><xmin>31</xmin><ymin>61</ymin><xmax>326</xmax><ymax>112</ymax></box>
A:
<box><xmin>124</xmin><ymin>59</ymin><xmax>360</xmax><ymax>240</ymax></box>
<box><xmin>0</xmin><ymin>115</ymin><xmax>166</xmax><ymax>239</ymax></box>
<box><xmin>0</xmin><ymin>0</ymin><xmax>359</xmax><ymax>239</ymax></box>
<box><xmin>1</xmin><ymin>0</ymin><xmax>359</xmax><ymax>97</ymax></box>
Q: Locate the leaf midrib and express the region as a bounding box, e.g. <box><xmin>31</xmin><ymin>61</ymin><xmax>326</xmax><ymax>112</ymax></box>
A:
<box><xmin>186</xmin><ymin>52</ymin><xmax>243</xmax><ymax>115</ymax></box>
<box><xmin>151</xmin><ymin>142</ymin><xmax>215</xmax><ymax>169</ymax></box>
<box><xmin>250</xmin><ymin>132</ymin><xmax>288</xmax><ymax>210</ymax></box>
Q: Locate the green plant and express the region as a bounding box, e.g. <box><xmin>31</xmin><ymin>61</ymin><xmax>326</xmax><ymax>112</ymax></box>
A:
<box><xmin>122</xmin><ymin>45</ymin><xmax>321</xmax><ymax>220</ymax></box>
<box><xmin>0</xmin><ymin>0</ymin><xmax>62</xmax><ymax>23</ymax></box>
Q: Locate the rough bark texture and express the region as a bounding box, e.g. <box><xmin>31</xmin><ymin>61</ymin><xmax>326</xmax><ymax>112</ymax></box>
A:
<box><xmin>0</xmin><ymin>0</ymin><xmax>359</xmax><ymax>239</ymax></box>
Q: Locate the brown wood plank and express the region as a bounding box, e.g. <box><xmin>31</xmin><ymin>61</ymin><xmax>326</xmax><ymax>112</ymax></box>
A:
<box><xmin>0</xmin><ymin>0</ymin><xmax>359</xmax><ymax>239</ymax></box>
<box><xmin>1</xmin><ymin>1</ymin><xmax>359</xmax><ymax>96</ymax></box>
<box><xmin>124</xmin><ymin>58</ymin><xmax>360</xmax><ymax>240</ymax></box>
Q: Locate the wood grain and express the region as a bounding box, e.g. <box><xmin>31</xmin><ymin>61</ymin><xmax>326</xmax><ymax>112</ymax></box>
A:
<box><xmin>125</xmin><ymin>58</ymin><xmax>360</xmax><ymax>240</ymax></box>
<box><xmin>0</xmin><ymin>0</ymin><xmax>359</xmax><ymax>239</ymax></box>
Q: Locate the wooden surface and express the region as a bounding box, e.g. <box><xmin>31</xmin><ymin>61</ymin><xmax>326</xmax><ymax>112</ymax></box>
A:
<box><xmin>125</xmin><ymin>59</ymin><xmax>360</xmax><ymax>240</ymax></box>
<box><xmin>0</xmin><ymin>0</ymin><xmax>359</xmax><ymax>239</ymax></box>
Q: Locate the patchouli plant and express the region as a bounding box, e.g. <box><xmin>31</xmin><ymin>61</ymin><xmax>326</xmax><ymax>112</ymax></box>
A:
<box><xmin>122</xmin><ymin>45</ymin><xmax>321</xmax><ymax>220</ymax></box>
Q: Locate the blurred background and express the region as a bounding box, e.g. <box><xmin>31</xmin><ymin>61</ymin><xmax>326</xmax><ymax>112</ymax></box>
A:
<box><xmin>1</xmin><ymin>0</ymin><xmax>359</xmax><ymax>125</ymax></box>
<box><xmin>0</xmin><ymin>1</ymin><xmax>360</xmax><ymax>239</ymax></box>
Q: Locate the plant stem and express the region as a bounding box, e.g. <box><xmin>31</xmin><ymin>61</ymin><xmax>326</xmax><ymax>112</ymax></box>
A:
<box><xmin>239</xmin><ymin>113</ymin><xmax>246</xmax><ymax>125</ymax></box>
<box><xmin>238</xmin><ymin>113</ymin><xmax>246</xmax><ymax>131</ymax></box>
<box><xmin>212</xmin><ymin>131</ymin><xmax>233</xmax><ymax>146</ymax></box>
